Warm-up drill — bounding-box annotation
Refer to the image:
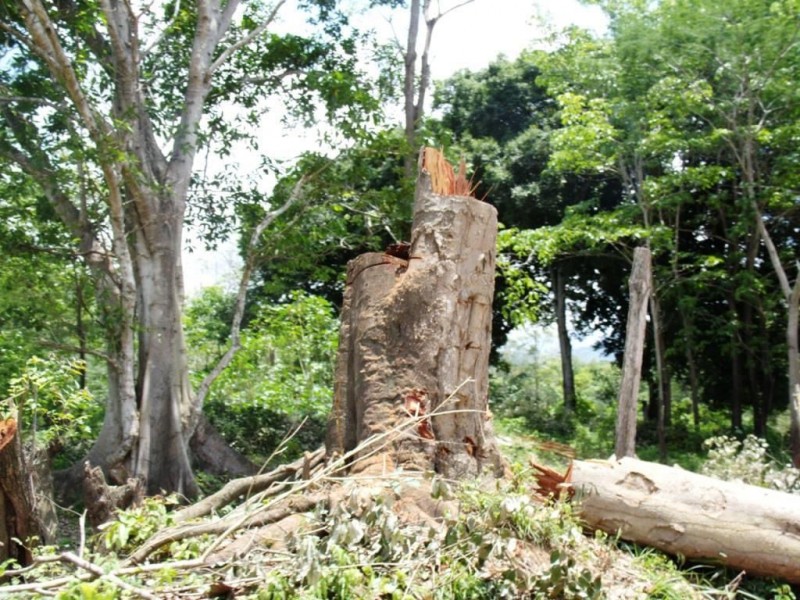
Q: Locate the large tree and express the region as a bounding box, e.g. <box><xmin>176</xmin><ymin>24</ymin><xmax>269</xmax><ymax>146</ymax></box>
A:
<box><xmin>530</xmin><ymin>0</ymin><xmax>800</xmax><ymax>458</ymax></box>
<box><xmin>0</xmin><ymin>0</ymin><xmax>382</xmax><ymax>495</ymax></box>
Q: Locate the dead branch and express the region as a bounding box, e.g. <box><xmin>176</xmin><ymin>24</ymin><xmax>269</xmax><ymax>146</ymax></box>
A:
<box><xmin>174</xmin><ymin>447</ymin><xmax>325</xmax><ymax>524</ymax></box>
<box><xmin>128</xmin><ymin>493</ymin><xmax>324</xmax><ymax>564</ymax></box>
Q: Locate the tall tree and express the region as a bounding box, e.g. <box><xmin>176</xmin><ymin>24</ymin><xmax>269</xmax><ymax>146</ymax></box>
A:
<box><xmin>534</xmin><ymin>0</ymin><xmax>800</xmax><ymax>459</ymax></box>
<box><xmin>0</xmin><ymin>0</ymin><xmax>382</xmax><ymax>495</ymax></box>
<box><xmin>399</xmin><ymin>0</ymin><xmax>473</xmax><ymax>178</ymax></box>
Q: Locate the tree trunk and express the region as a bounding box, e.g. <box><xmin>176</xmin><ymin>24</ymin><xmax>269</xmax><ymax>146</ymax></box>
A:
<box><xmin>10</xmin><ymin>0</ymin><xmax>277</xmax><ymax>498</ymax></box>
<box><xmin>565</xmin><ymin>457</ymin><xmax>800</xmax><ymax>584</ymax></box>
<box><xmin>327</xmin><ymin>152</ymin><xmax>504</xmax><ymax>479</ymax></box>
<box><xmin>132</xmin><ymin>233</ymin><xmax>197</xmax><ymax>497</ymax></box>
<box><xmin>787</xmin><ymin>278</ymin><xmax>800</xmax><ymax>467</ymax></box>
<box><xmin>190</xmin><ymin>416</ymin><xmax>257</xmax><ymax>478</ymax></box>
<box><xmin>554</xmin><ymin>264</ymin><xmax>576</xmax><ymax>413</ymax></box>
<box><xmin>615</xmin><ymin>247</ymin><xmax>652</xmax><ymax>459</ymax></box>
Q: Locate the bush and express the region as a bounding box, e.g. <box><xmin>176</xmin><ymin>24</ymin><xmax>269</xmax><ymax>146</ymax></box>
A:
<box><xmin>1</xmin><ymin>355</ymin><xmax>102</xmax><ymax>468</ymax></box>
<box><xmin>186</xmin><ymin>290</ymin><xmax>339</xmax><ymax>463</ymax></box>
<box><xmin>701</xmin><ymin>434</ymin><xmax>800</xmax><ymax>494</ymax></box>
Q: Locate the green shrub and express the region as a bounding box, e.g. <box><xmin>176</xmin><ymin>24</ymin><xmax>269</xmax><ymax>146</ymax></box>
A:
<box><xmin>185</xmin><ymin>290</ymin><xmax>338</xmax><ymax>463</ymax></box>
<box><xmin>2</xmin><ymin>355</ymin><xmax>102</xmax><ymax>468</ymax></box>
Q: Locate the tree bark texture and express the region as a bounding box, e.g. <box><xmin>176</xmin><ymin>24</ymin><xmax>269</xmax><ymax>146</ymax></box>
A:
<box><xmin>569</xmin><ymin>457</ymin><xmax>800</xmax><ymax>584</ymax></box>
<box><xmin>0</xmin><ymin>419</ymin><xmax>37</xmax><ymax>566</ymax></box>
<box><xmin>327</xmin><ymin>169</ymin><xmax>504</xmax><ymax>480</ymax></box>
<box><xmin>615</xmin><ymin>247</ymin><xmax>652</xmax><ymax>459</ymax></box>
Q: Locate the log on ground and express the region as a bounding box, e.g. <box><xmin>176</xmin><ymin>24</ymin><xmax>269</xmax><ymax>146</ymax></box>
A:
<box><xmin>554</xmin><ymin>457</ymin><xmax>800</xmax><ymax>583</ymax></box>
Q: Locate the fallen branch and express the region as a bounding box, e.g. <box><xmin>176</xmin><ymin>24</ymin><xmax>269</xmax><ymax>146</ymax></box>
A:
<box><xmin>174</xmin><ymin>447</ymin><xmax>325</xmax><ymax>524</ymax></box>
<box><xmin>129</xmin><ymin>493</ymin><xmax>324</xmax><ymax>564</ymax></box>
<box><xmin>128</xmin><ymin>398</ymin><xmax>478</xmax><ymax>565</ymax></box>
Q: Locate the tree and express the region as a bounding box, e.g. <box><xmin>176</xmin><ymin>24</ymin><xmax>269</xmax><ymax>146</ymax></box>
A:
<box><xmin>435</xmin><ymin>51</ymin><xmax>624</xmax><ymax>404</ymax></box>
<box><xmin>398</xmin><ymin>0</ymin><xmax>474</xmax><ymax>178</ymax></box>
<box><xmin>0</xmin><ymin>0</ymin><xmax>384</xmax><ymax>495</ymax></box>
<box><xmin>525</xmin><ymin>0</ymin><xmax>800</xmax><ymax>462</ymax></box>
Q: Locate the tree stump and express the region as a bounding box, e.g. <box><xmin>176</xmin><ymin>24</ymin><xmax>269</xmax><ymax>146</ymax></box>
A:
<box><xmin>327</xmin><ymin>150</ymin><xmax>504</xmax><ymax>479</ymax></box>
<box><xmin>0</xmin><ymin>419</ymin><xmax>40</xmax><ymax>566</ymax></box>
<box><xmin>83</xmin><ymin>463</ymin><xmax>144</xmax><ymax>528</ymax></box>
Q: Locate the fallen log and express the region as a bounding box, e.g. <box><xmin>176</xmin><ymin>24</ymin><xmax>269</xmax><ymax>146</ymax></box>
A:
<box><xmin>533</xmin><ymin>456</ymin><xmax>800</xmax><ymax>584</ymax></box>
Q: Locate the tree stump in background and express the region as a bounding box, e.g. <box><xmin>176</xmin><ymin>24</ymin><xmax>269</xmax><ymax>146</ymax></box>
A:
<box><xmin>327</xmin><ymin>149</ymin><xmax>504</xmax><ymax>479</ymax></box>
<box><xmin>0</xmin><ymin>419</ymin><xmax>37</xmax><ymax>566</ymax></box>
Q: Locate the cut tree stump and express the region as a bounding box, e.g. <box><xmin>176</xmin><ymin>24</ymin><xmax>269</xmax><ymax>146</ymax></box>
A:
<box><xmin>84</xmin><ymin>462</ymin><xmax>144</xmax><ymax>528</ymax></box>
<box><xmin>327</xmin><ymin>148</ymin><xmax>505</xmax><ymax>479</ymax></box>
<box><xmin>534</xmin><ymin>456</ymin><xmax>800</xmax><ymax>584</ymax></box>
<box><xmin>0</xmin><ymin>418</ymin><xmax>40</xmax><ymax>566</ymax></box>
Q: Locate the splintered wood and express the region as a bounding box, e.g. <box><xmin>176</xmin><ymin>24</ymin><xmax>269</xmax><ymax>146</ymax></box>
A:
<box><xmin>421</xmin><ymin>147</ymin><xmax>479</xmax><ymax>198</ymax></box>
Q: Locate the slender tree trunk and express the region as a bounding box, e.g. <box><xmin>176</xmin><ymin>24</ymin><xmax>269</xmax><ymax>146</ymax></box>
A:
<box><xmin>649</xmin><ymin>295</ymin><xmax>669</xmax><ymax>461</ymax></box>
<box><xmin>554</xmin><ymin>264</ymin><xmax>576</xmax><ymax>413</ymax></box>
<box><xmin>615</xmin><ymin>247</ymin><xmax>652</xmax><ymax>459</ymax></box>
<box><xmin>401</xmin><ymin>0</ymin><xmax>473</xmax><ymax>179</ymax></box>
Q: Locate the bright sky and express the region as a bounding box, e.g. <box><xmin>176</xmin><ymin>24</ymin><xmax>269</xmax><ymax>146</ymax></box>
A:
<box><xmin>182</xmin><ymin>0</ymin><xmax>608</xmax><ymax>297</ymax></box>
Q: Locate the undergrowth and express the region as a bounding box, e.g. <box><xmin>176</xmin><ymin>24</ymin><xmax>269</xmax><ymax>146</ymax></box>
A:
<box><xmin>1</xmin><ymin>467</ymin><xmax>704</xmax><ymax>599</ymax></box>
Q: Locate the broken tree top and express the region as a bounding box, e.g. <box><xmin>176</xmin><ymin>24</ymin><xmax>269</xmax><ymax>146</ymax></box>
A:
<box><xmin>420</xmin><ymin>147</ymin><xmax>481</xmax><ymax>198</ymax></box>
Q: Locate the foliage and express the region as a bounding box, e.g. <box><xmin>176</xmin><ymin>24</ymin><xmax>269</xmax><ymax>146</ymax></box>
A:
<box><xmin>186</xmin><ymin>290</ymin><xmax>338</xmax><ymax>462</ymax></box>
<box><xmin>1</xmin><ymin>355</ymin><xmax>101</xmax><ymax>466</ymax></box>
<box><xmin>530</xmin><ymin>549</ymin><xmax>603</xmax><ymax>599</ymax></box>
<box><xmin>98</xmin><ymin>496</ymin><xmax>207</xmax><ymax>559</ymax></box>
<box><xmin>491</xmin><ymin>358</ymin><xmax>620</xmax><ymax>460</ymax></box>
<box><xmin>246</xmin><ymin>129</ymin><xmax>416</xmax><ymax>309</ymax></box>
<box><xmin>701</xmin><ymin>435</ymin><xmax>800</xmax><ymax>494</ymax></box>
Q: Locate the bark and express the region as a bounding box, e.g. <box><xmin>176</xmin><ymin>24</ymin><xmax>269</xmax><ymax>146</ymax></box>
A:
<box><xmin>83</xmin><ymin>463</ymin><xmax>144</xmax><ymax>528</ymax></box>
<box><xmin>615</xmin><ymin>247</ymin><xmax>652</xmax><ymax>459</ymax></box>
<box><xmin>565</xmin><ymin>457</ymin><xmax>800</xmax><ymax>584</ymax></box>
<box><xmin>0</xmin><ymin>419</ymin><xmax>36</xmax><ymax>565</ymax></box>
<box><xmin>9</xmin><ymin>0</ymin><xmax>288</xmax><ymax>496</ymax></box>
<box><xmin>554</xmin><ymin>264</ymin><xmax>576</xmax><ymax>413</ymax></box>
<box><xmin>327</xmin><ymin>153</ymin><xmax>504</xmax><ymax>479</ymax></box>
<box><xmin>649</xmin><ymin>294</ymin><xmax>670</xmax><ymax>461</ymax></box>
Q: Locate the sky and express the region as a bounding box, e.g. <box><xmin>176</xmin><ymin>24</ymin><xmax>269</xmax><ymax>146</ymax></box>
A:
<box><xmin>182</xmin><ymin>0</ymin><xmax>609</xmax><ymax>297</ymax></box>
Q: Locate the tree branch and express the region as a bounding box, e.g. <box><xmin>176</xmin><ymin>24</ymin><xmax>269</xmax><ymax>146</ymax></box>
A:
<box><xmin>192</xmin><ymin>175</ymin><xmax>310</xmax><ymax>413</ymax></box>
<box><xmin>754</xmin><ymin>206</ymin><xmax>792</xmax><ymax>299</ymax></box>
<box><xmin>210</xmin><ymin>0</ymin><xmax>287</xmax><ymax>75</ymax></box>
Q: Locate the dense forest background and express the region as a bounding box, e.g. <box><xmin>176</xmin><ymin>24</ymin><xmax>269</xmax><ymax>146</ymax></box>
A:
<box><xmin>2</xmin><ymin>0</ymin><xmax>800</xmax><ymax>494</ymax></box>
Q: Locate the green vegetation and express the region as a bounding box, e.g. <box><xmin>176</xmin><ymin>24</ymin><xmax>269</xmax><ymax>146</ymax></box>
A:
<box><xmin>185</xmin><ymin>289</ymin><xmax>338</xmax><ymax>464</ymax></box>
<box><xmin>1</xmin><ymin>468</ymin><xmax>708</xmax><ymax>599</ymax></box>
<box><xmin>2</xmin><ymin>0</ymin><xmax>800</xmax><ymax>595</ymax></box>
